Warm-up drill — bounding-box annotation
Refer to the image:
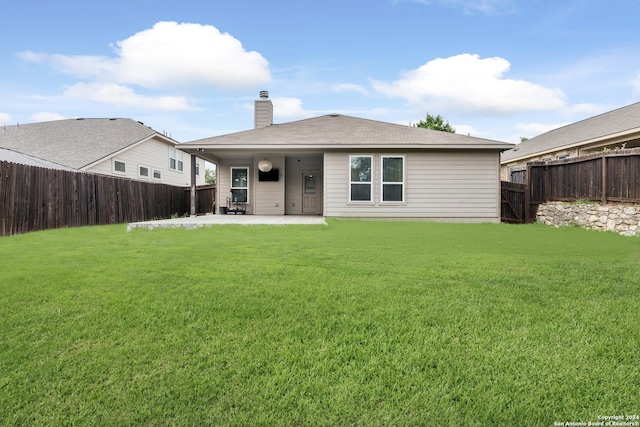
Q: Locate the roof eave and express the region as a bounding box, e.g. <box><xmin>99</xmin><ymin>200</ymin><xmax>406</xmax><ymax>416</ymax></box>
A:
<box><xmin>180</xmin><ymin>143</ymin><xmax>513</xmax><ymax>152</ymax></box>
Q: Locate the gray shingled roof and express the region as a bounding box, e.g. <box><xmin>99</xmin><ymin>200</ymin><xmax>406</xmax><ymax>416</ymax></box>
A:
<box><xmin>182</xmin><ymin>114</ymin><xmax>512</xmax><ymax>150</ymax></box>
<box><xmin>0</xmin><ymin>147</ymin><xmax>78</xmax><ymax>171</ymax></box>
<box><xmin>0</xmin><ymin>118</ymin><xmax>171</xmax><ymax>169</ymax></box>
<box><xmin>502</xmin><ymin>102</ymin><xmax>640</xmax><ymax>162</ymax></box>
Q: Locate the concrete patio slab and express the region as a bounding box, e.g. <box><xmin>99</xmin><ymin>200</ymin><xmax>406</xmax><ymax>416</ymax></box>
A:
<box><xmin>127</xmin><ymin>214</ymin><xmax>327</xmax><ymax>231</ymax></box>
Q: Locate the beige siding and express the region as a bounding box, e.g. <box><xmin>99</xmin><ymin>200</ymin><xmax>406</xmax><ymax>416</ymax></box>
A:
<box><xmin>254</xmin><ymin>155</ymin><xmax>285</xmax><ymax>215</ymax></box>
<box><xmin>325</xmin><ymin>150</ymin><xmax>500</xmax><ymax>222</ymax></box>
<box><xmin>85</xmin><ymin>136</ymin><xmax>206</xmax><ymax>187</ymax></box>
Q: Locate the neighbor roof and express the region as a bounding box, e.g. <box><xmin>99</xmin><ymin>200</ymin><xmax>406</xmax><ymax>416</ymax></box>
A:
<box><xmin>182</xmin><ymin>114</ymin><xmax>512</xmax><ymax>150</ymax></box>
<box><xmin>0</xmin><ymin>147</ymin><xmax>78</xmax><ymax>171</ymax></box>
<box><xmin>502</xmin><ymin>102</ymin><xmax>640</xmax><ymax>162</ymax></box>
<box><xmin>0</xmin><ymin>118</ymin><xmax>175</xmax><ymax>169</ymax></box>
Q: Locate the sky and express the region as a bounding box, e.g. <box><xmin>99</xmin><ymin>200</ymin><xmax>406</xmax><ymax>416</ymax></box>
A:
<box><xmin>2</xmin><ymin>0</ymin><xmax>640</xmax><ymax>144</ymax></box>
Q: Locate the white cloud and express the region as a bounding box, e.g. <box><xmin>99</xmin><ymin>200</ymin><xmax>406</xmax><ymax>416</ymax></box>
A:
<box><xmin>272</xmin><ymin>97</ymin><xmax>313</xmax><ymax>120</ymax></box>
<box><xmin>441</xmin><ymin>0</ymin><xmax>515</xmax><ymax>14</ymax></box>
<box><xmin>372</xmin><ymin>53</ymin><xmax>567</xmax><ymax>114</ymax></box>
<box><xmin>515</xmin><ymin>122</ymin><xmax>570</xmax><ymax>137</ymax></box>
<box><xmin>0</xmin><ymin>112</ymin><xmax>11</xmax><ymax>125</ymax></box>
<box><xmin>333</xmin><ymin>83</ymin><xmax>368</xmax><ymax>96</ymax></box>
<box><xmin>20</xmin><ymin>21</ymin><xmax>272</xmax><ymax>90</ymax></box>
<box><xmin>564</xmin><ymin>103</ymin><xmax>604</xmax><ymax>115</ymax></box>
<box><xmin>64</xmin><ymin>83</ymin><xmax>190</xmax><ymax>110</ymax></box>
<box><xmin>395</xmin><ymin>0</ymin><xmax>515</xmax><ymax>15</ymax></box>
<box><xmin>29</xmin><ymin>112</ymin><xmax>66</xmax><ymax>122</ymax></box>
<box><xmin>454</xmin><ymin>124</ymin><xmax>480</xmax><ymax>137</ymax></box>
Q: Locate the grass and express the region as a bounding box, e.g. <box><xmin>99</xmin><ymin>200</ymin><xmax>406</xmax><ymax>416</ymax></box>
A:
<box><xmin>1</xmin><ymin>220</ymin><xmax>639</xmax><ymax>426</ymax></box>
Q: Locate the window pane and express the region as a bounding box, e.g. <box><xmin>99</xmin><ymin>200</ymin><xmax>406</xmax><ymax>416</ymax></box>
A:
<box><xmin>170</xmin><ymin>158</ymin><xmax>176</xmax><ymax>169</ymax></box>
<box><xmin>383</xmin><ymin>184</ymin><xmax>403</xmax><ymax>202</ymax></box>
<box><xmin>139</xmin><ymin>166</ymin><xmax>149</xmax><ymax>176</ymax></box>
<box><xmin>383</xmin><ymin>157</ymin><xmax>403</xmax><ymax>182</ymax></box>
<box><xmin>115</xmin><ymin>161</ymin><xmax>125</xmax><ymax>172</ymax></box>
<box><xmin>231</xmin><ymin>168</ymin><xmax>248</xmax><ymax>187</ymax></box>
<box><xmin>230</xmin><ymin>189</ymin><xmax>247</xmax><ymax>202</ymax></box>
<box><xmin>178</xmin><ymin>161</ymin><xmax>183</xmax><ymax>172</ymax></box>
<box><xmin>153</xmin><ymin>169</ymin><xmax>161</xmax><ymax>179</ymax></box>
<box><xmin>351</xmin><ymin>184</ymin><xmax>371</xmax><ymax>201</ymax></box>
<box><xmin>304</xmin><ymin>175</ymin><xmax>316</xmax><ymax>194</ymax></box>
<box><xmin>350</xmin><ymin>157</ymin><xmax>371</xmax><ymax>182</ymax></box>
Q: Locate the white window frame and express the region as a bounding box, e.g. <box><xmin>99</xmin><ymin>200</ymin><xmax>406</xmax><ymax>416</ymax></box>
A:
<box><xmin>381</xmin><ymin>155</ymin><xmax>405</xmax><ymax>203</ymax></box>
<box><xmin>230</xmin><ymin>167</ymin><xmax>249</xmax><ymax>202</ymax></box>
<box><xmin>113</xmin><ymin>159</ymin><xmax>126</xmax><ymax>174</ymax></box>
<box><xmin>195</xmin><ymin>159</ymin><xmax>200</xmax><ymax>177</ymax></box>
<box><xmin>138</xmin><ymin>164</ymin><xmax>150</xmax><ymax>179</ymax></box>
<box><xmin>349</xmin><ymin>155</ymin><xmax>373</xmax><ymax>202</ymax></box>
<box><xmin>169</xmin><ymin>146</ymin><xmax>184</xmax><ymax>172</ymax></box>
<box><xmin>152</xmin><ymin>169</ymin><xmax>162</xmax><ymax>180</ymax></box>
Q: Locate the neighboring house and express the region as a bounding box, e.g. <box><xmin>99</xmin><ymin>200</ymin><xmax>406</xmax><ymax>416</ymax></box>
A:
<box><xmin>501</xmin><ymin>102</ymin><xmax>640</xmax><ymax>183</ymax></box>
<box><xmin>0</xmin><ymin>118</ymin><xmax>206</xmax><ymax>187</ymax></box>
<box><xmin>179</xmin><ymin>92</ymin><xmax>513</xmax><ymax>222</ymax></box>
<box><xmin>0</xmin><ymin>147</ymin><xmax>77</xmax><ymax>171</ymax></box>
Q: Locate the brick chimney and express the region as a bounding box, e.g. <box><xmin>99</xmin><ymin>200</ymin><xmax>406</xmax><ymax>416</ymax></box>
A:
<box><xmin>254</xmin><ymin>90</ymin><xmax>273</xmax><ymax>129</ymax></box>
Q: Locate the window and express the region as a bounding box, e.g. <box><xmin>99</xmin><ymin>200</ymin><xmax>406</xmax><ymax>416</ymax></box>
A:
<box><xmin>114</xmin><ymin>160</ymin><xmax>126</xmax><ymax>173</ymax></box>
<box><xmin>169</xmin><ymin>147</ymin><xmax>184</xmax><ymax>171</ymax></box>
<box><xmin>195</xmin><ymin>160</ymin><xmax>200</xmax><ymax>177</ymax></box>
<box><xmin>349</xmin><ymin>155</ymin><xmax>372</xmax><ymax>202</ymax></box>
<box><xmin>153</xmin><ymin>169</ymin><xmax>162</xmax><ymax>179</ymax></box>
<box><xmin>381</xmin><ymin>156</ymin><xmax>404</xmax><ymax>202</ymax></box>
<box><xmin>230</xmin><ymin>167</ymin><xmax>248</xmax><ymax>202</ymax></box>
<box><xmin>139</xmin><ymin>165</ymin><xmax>149</xmax><ymax>178</ymax></box>
<box><xmin>556</xmin><ymin>154</ymin><xmax>570</xmax><ymax>160</ymax></box>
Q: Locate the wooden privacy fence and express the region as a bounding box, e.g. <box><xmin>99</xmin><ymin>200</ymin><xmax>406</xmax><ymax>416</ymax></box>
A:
<box><xmin>193</xmin><ymin>184</ymin><xmax>217</xmax><ymax>215</ymax></box>
<box><xmin>0</xmin><ymin>161</ymin><xmax>215</xmax><ymax>236</ymax></box>
<box><xmin>528</xmin><ymin>148</ymin><xmax>640</xmax><ymax>205</ymax></box>
<box><xmin>500</xmin><ymin>181</ymin><xmax>532</xmax><ymax>223</ymax></box>
<box><xmin>501</xmin><ymin>148</ymin><xmax>640</xmax><ymax>224</ymax></box>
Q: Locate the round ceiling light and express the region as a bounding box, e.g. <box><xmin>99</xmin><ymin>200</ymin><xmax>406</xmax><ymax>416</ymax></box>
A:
<box><xmin>258</xmin><ymin>159</ymin><xmax>273</xmax><ymax>172</ymax></box>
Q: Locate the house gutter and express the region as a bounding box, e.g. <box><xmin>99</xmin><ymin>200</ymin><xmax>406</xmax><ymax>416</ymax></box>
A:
<box><xmin>180</xmin><ymin>143</ymin><xmax>513</xmax><ymax>152</ymax></box>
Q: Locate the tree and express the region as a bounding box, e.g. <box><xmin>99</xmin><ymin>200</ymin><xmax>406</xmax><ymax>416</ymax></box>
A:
<box><xmin>520</xmin><ymin>137</ymin><xmax>529</xmax><ymax>143</ymax></box>
<box><xmin>413</xmin><ymin>113</ymin><xmax>456</xmax><ymax>133</ymax></box>
<box><xmin>205</xmin><ymin>167</ymin><xmax>216</xmax><ymax>185</ymax></box>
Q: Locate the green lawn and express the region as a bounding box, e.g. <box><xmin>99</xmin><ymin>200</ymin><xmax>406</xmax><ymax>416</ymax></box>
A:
<box><xmin>1</xmin><ymin>220</ymin><xmax>639</xmax><ymax>426</ymax></box>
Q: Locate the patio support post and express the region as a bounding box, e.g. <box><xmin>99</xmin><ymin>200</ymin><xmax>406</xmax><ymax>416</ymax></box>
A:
<box><xmin>190</xmin><ymin>155</ymin><xmax>197</xmax><ymax>217</ymax></box>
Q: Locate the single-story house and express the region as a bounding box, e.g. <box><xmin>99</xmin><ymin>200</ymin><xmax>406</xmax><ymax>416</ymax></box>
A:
<box><xmin>501</xmin><ymin>102</ymin><xmax>640</xmax><ymax>183</ymax></box>
<box><xmin>0</xmin><ymin>118</ymin><xmax>206</xmax><ymax>187</ymax></box>
<box><xmin>179</xmin><ymin>91</ymin><xmax>513</xmax><ymax>222</ymax></box>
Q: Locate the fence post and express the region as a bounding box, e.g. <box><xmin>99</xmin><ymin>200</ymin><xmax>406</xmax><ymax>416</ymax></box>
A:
<box><xmin>525</xmin><ymin>166</ymin><xmax>531</xmax><ymax>223</ymax></box>
<box><xmin>601</xmin><ymin>154</ymin><xmax>607</xmax><ymax>204</ymax></box>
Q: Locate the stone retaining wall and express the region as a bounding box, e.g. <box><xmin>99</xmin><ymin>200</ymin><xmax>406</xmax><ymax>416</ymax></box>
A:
<box><xmin>536</xmin><ymin>202</ymin><xmax>640</xmax><ymax>237</ymax></box>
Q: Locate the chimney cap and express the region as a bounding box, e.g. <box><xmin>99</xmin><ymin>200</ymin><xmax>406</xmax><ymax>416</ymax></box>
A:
<box><xmin>259</xmin><ymin>90</ymin><xmax>269</xmax><ymax>99</ymax></box>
